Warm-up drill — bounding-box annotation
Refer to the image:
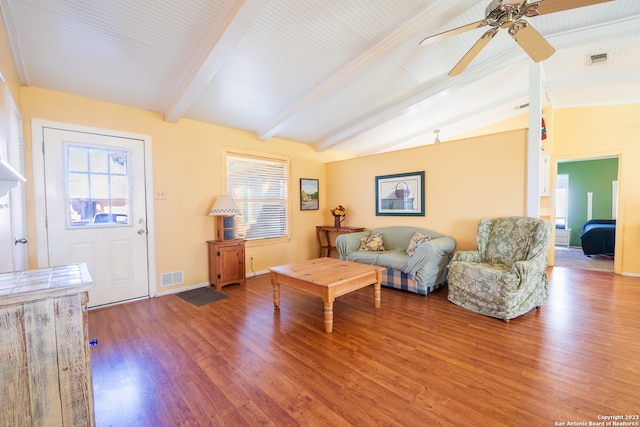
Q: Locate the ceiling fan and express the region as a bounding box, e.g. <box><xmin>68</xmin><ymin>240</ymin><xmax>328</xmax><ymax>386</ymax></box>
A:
<box><xmin>420</xmin><ymin>0</ymin><xmax>614</xmax><ymax>76</ymax></box>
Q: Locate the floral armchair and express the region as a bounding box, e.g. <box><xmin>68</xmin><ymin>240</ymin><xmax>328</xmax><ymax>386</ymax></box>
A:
<box><xmin>447</xmin><ymin>217</ymin><xmax>552</xmax><ymax>321</ymax></box>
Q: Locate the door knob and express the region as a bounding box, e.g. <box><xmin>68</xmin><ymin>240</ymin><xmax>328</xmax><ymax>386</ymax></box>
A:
<box><xmin>138</xmin><ymin>229</ymin><xmax>146</xmax><ymax>235</ymax></box>
<box><xmin>15</xmin><ymin>238</ymin><xmax>28</xmax><ymax>245</ymax></box>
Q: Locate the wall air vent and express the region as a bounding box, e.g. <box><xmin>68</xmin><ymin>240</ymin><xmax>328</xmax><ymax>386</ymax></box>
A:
<box><xmin>588</xmin><ymin>53</ymin><xmax>608</xmax><ymax>65</ymax></box>
<box><xmin>160</xmin><ymin>270</ymin><xmax>184</xmax><ymax>287</ymax></box>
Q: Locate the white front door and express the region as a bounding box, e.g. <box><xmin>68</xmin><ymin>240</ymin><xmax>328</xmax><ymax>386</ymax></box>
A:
<box><xmin>41</xmin><ymin>126</ymin><xmax>150</xmax><ymax>307</ymax></box>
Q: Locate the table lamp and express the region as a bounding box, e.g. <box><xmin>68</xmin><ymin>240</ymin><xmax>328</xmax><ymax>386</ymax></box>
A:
<box><xmin>209</xmin><ymin>195</ymin><xmax>240</xmax><ymax>240</ymax></box>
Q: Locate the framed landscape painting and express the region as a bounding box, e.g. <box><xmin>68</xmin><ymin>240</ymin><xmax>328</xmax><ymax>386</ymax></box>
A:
<box><xmin>375</xmin><ymin>171</ymin><xmax>425</xmax><ymax>216</ymax></box>
<box><xmin>300</xmin><ymin>178</ymin><xmax>319</xmax><ymax>210</ymax></box>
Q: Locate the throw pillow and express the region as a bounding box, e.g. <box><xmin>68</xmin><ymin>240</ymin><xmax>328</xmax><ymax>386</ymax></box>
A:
<box><xmin>359</xmin><ymin>233</ymin><xmax>385</xmax><ymax>251</ymax></box>
<box><xmin>406</xmin><ymin>232</ymin><xmax>431</xmax><ymax>256</ymax></box>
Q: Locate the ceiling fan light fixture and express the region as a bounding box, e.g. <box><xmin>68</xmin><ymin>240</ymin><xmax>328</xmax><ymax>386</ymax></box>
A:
<box><xmin>500</xmin><ymin>0</ymin><xmax>525</xmax><ymax>11</ymax></box>
<box><xmin>433</xmin><ymin>129</ymin><xmax>441</xmax><ymax>144</ymax></box>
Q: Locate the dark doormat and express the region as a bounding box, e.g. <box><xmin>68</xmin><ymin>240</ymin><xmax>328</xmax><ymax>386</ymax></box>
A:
<box><xmin>176</xmin><ymin>287</ymin><xmax>229</xmax><ymax>306</ymax></box>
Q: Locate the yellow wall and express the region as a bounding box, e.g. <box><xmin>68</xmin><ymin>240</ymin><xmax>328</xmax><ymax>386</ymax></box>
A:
<box><xmin>19</xmin><ymin>86</ymin><xmax>349</xmax><ymax>292</ymax></box>
<box><xmin>552</xmin><ymin>104</ymin><xmax>640</xmax><ymax>275</ymax></box>
<box><xmin>326</xmin><ymin>129</ymin><xmax>528</xmax><ymax>251</ymax></box>
<box><xmin>0</xmin><ymin>18</ymin><xmax>21</xmax><ymax>110</ymax></box>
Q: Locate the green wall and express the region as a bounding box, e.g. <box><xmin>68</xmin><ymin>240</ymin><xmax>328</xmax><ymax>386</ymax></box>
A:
<box><xmin>558</xmin><ymin>158</ymin><xmax>618</xmax><ymax>246</ymax></box>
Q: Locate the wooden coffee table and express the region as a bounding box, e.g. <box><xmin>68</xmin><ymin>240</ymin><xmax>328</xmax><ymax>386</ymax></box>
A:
<box><xmin>269</xmin><ymin>257</ymin><xmax>385</xmax><ymax>333</ymax></box>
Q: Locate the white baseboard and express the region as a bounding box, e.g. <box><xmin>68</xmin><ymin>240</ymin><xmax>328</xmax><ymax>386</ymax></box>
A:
<box><xmin>621</xmin><ymin>272</ymin><xmax>640</xmax><ymax>277</ymax></box>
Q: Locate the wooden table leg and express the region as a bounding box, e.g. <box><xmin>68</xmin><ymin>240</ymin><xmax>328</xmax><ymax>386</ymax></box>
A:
<box><xmin>323</xmin><ymin>299</ymin><xmax>334</xmax><ymax>333</ymax></box>
<box><xmin>374</xmin><ymin>271</ymin><xmax>382</xmax><ymax>308</ymax></box>
<box><xmin>270</xmin><ymin>273</ymin><xmax>280</xmax><ymax>310</ymax></box>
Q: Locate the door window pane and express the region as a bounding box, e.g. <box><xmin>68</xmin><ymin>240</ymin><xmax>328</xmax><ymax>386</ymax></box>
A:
<box><xmin>110</xmin><ymin>175</ymin><xmax>129</xmax><ymax>199</ymax></box>
<box><xmin>67</xmin><ymin>145</ymin><xmax>130</xmax><ymax>226</ymax></box>
<box><xmin>90</xmin><ymin>174</ymin><xmax>110</xmax><ymax>199</ymax></box>
<box><xmin>68</xmin><ymin>146</ymin><xmax>88</xmax><ymax>172</ymax></box>
<box><xmin>69</xmin><ymin>172</ymin><xmax>90</xmax><ymax>198</ymax></box>
<box><xmin>90</xmin><ymin>149</ymin><xmax>109</xmax><ymax>173</ymax></box>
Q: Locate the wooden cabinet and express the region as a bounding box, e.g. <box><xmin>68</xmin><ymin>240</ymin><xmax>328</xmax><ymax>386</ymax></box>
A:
<box><xmin>0</xmin><ymin>263</ymin><xmax>95</xmax><ymax>426</ymax></box>
<box><xmin>208</xmin><ymin>240</ymin><xmax>246</xmax><ymax>290</ymax></box>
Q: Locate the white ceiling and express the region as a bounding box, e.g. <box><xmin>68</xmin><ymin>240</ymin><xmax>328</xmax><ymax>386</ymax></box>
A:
<box><xmin>2</xmin><ymin>0</ymin><xmax>639</xmax><ymax>156</ymax></box>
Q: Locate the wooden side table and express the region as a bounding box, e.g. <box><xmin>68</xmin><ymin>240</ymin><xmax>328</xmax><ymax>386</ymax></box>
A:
<box><xmin>207</xmin><ymin>240</ymin><xmax>246</xmax><ymax>290</ymax></box>
<box><xmin>316</xmin><ymin>225</ymin><xmax>365</xmax><ymax>257</ymax></box>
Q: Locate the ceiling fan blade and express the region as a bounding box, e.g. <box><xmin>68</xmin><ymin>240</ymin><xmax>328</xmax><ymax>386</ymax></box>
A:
<box><xmin>532</xmin><ymin>0</ymin><xmax>614</xmax><ymax>16</ymax></box>
<box><xmin>420</xmin><ymin>20</ymin><xmax>486</xmax><ymax>46</ymax></box>
<box><xmin>448</xmin><ymin>27</ymin><xmax>499</xmax><ymax>77</ymax></box>
<box><xmin>509</xmin><ymin>21</ymin><xmax>555</xmax><ymax>62</ymax></box>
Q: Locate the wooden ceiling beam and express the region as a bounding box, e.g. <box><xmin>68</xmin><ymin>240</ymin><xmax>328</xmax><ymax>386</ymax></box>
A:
<box><xmin>163</xmin><ymin>0</ymin><xmax>270</xmax><ymax>123</ymax></box>
<box><xmin>254</xmin><ymin>0</ymin><xmax>478</xmax><ymax>141</ymax></box>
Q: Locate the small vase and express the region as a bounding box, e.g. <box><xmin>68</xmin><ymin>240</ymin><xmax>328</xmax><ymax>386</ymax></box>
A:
<box><xmin>334</xmin><ymin>216</ymin><xmax>341</xmax><ymax>229</ymax></box>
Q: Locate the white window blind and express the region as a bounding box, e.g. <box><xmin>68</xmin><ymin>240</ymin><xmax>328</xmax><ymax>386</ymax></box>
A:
<box><xmin>226</xmin><ymin>154</ymin><xmax>288</xmax><ymax>240</ymax></box>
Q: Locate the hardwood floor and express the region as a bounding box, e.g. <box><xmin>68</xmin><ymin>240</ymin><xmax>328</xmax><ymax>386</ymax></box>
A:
<box><xmin>89</xmin><ymin>267</ymin><xmax>640</xmax><ymax>426</ymax></box>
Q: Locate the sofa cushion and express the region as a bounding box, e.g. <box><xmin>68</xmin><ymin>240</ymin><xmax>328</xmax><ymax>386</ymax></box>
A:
<box><xmin>359</xmin><ymin>233</ymin><xmax>385</xmax><ymax>251</ymax></box>
<box><xmin>377</xmin><ymin>251</ymin><xmax>410</xmax><ymax>270</ymax></box>
<box><xmin>345</xmin><ymin>250</ymin><xmax>409</xmax><ymax>271</ymax></box>
<box><xmin>346</xmin><ymin>251</ymin><xmax>380</xmax><ymax>265</ymax></box>
<box><xmin>406</xmin><ymin>232</ymin><xmax>431</xmax><ymax>256</ymax></box>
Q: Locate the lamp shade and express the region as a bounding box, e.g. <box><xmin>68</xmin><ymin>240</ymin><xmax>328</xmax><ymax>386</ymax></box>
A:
<box><xmin>209</xmin><ymin>195</ymin><xmax>240</xmax><ymax>216</ymax></box>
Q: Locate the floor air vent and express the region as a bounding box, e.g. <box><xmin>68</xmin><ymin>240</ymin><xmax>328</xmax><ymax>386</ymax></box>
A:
<box><xmin>160</xmin><ymin>270</ymin><xmax>184</xmax><ymax>287</ymax></box>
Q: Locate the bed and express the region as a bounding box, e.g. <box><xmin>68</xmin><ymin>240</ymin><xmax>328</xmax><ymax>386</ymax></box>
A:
<box><xmin>580</xmin><ymin>219</ymin><xmax>616</xmax><ymax>257</ymax></box>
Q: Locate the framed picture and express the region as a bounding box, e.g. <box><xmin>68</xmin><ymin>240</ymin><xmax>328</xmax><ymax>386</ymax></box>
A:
<box><xmin>300</xmin><ymin>178</ymin><xmax>319</xmax><ymax>210</ymax></box>
<box><xmin>375</xmin><ymin>171</ymin><xmax>425</xmax><ymax>216</ymax></box>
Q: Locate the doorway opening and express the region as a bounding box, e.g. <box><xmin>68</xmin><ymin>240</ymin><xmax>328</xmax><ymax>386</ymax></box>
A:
<box><xmin>553</xmin><ymin>157</ymin><xmax>618</xmax><ymax>272</ymax></box>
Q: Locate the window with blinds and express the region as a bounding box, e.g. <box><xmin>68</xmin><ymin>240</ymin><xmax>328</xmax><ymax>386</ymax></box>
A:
<box><xmin>226</xmin><ymin>153</ymin><xmax>289</xmax><ymax>241</ymax></box>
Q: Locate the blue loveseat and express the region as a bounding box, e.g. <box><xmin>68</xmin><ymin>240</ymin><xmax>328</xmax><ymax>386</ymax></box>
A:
<box><xmin>336</xmin><ymin>226</ymin><xmax>456</xmax><ymax>295</ymax></box>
